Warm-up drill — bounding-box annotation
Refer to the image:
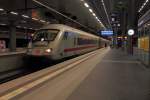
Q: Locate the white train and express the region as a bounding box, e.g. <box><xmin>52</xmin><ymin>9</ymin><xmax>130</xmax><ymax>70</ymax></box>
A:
<box><xmin>27</xmin><ymin>24</ymin><xmax>109</xmax><ymax>60</ymax></box>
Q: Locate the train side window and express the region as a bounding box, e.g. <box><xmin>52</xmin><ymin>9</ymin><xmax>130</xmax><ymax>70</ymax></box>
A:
<box><xmin>63</xmin><ymin>32</ymin><xmax>68</xmax><ymax>40</ymax></box>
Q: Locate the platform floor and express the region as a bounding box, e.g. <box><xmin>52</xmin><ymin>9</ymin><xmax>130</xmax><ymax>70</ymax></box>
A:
<box><xmin>1</xmin><ymin>48</ymin><xmax>150</xmax><ymax>100</ymax></box>
<box><xmin>67</xmin><ymin>49</ymin><xmax>150</xmax><ymax>100</ymax></box>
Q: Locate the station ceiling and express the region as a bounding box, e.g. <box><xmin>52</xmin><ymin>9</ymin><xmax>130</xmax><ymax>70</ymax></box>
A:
<box><xmin>0</xmin><ymin>0</ymin><xmax>148</xmax><ymax>33</ymax></box>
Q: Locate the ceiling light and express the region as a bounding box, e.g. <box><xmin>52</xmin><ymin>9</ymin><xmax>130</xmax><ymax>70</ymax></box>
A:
<box><xmin>84</xmin><ymin>3</ymin><xmax>89</xmax><ymax>8</ymax></box>
<box><xmin>95</xmin><ymin>16</ymin><xmax>98</xmax><ymax>20</ymax></box>
<box><xmin>21</xmin><ymin>20</ymin><xmax>27</xmax><ymax>23</ymax></box>
<box><xmin>0</xmin><ymin>23</ymin><xmax>7</xmax><ymax>26</ymax></box>
<box><xmin>0</xmin><ymin>8</ymin><xmax>4</xmax><ymax>11</ymax></box>
<box><xmin>22</xmin><ymin>14</ymin><xmax>30</xmax><ymax>18</ymax></box>
<box><xmin>92</xmin><ymin>13</ymin><xmax>96</xmax><ymax>16</ymax></box>
<box><xmin>89</xmin><ymin>9</ymin><xmax>93</xmax><ymax>13</ymax></box>
<box><xmin>40</xmin><ymin>20</ymin><xmax>46</xmax><ymax>23</ymax></box>
<box><xmin>81</xmin><ymin>0</ymin><xmax>105</xmax><ymax>28</ymax></box>
<box><xmin>101</xmin><ymin>0</ymin><xmax>111</xmax><ymax>29</ymax></box>
<box><xmin>16</xmin><ymin>26</ymin><xmax>21</xmax><ymax>28</ymax></box>
<box><xmin>32</xmin><ymin>17</ymin><xmax>39</xmax><ymax>21</ymax></box>
<box><xmin>138</xmin><ymin>0</ymin><xmax>149</xmax><ymax>12</ymax></box>
<box><xmin>10</xmin><ymin>11</ymin><xmax>18</xmax><ymax>15</ymax></box>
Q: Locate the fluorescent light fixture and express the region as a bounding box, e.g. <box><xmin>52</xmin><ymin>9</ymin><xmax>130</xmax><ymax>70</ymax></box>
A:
<box><xmin>95</xmin><ymin>16</ymin><xmax>98</xmax><ymax>20</ymax></box>
<box><xmin>101</xmin><ymin>0</ymin><xmax>104</xmax><ymax>3</ymax></box>
<box><xmin>89</xmin><ymin>9</ymin><xmax>93</xmax><ymax>13</ymax></box>
<box><xmin>32</xmin><ymin>17</ymin><xmax>39</xmax><ymax>21</ymax></box>
<box><xmin>10</xmin><ymin>11</ymin><xmax>18</xmax><ymax>15</ymax></box>
<box><xmin>101</xmin><ymin>0</ymin><xmax>111</xmax><ymax>29</ymax></box>
<box><xmin>40</xmin><ymin>20</ymin><xmax>46</xmax><ymax>23</ymax></box>
<box><xmin>92</xmin><ymin>13</ymin><xmax>96</xmax><ymax>16</ymax></box>
<box><xmin>118</xmin><ymin>24</ymin><xmax>120</xmax><ymax>27</ymax></box>
<box><xmin>31</xmin><ymin>34</ymin><xmax>34</xmax><ymax>36</ymax></box>
<box><xmin>22</xmin><ymin>14</ymin><xmax>30</xmax><ymax>18</ymax></box>
<box><xmin>84</xmin><ymin>3</ymin><xmax>89</xmax><ymax>8</ymax></box>
<box><xmin>16</xmin><ymin>26</ymin><xmax>21</xmax><ymax>28</ymax></box>
<box><xmin>80</xmin><ymin>0</ymin><xmax>105</xmax><ymax>28</ymax></box>
<box><xmin>0</xmin><ymin>8</ymin><xmax>4</xmax><ymax>11</ymax></box>
<box><xmin>21</xmin><ymin>20</ymin><xmax>27</xmax><ymax>23</ymax></box>
<box><xmin>0</xmin><ymin>23</ymin><xmax>7</xmax><ymax>26</ymax></box>
<box><xmin>138</xmin><ymin>0</ymin><xmax>149</xmax><ymax>12</ymax></box>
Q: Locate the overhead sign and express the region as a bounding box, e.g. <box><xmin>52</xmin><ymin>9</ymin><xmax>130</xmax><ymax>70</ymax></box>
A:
<box><xmin>101</xmin><ymin>31</ymin><xmax>113</xmax><ymax>36</ymax></box>
<box><xmin>128</xmin><ymin>29</ymin><xmax>134</xmax><ymax>36</ymax></box>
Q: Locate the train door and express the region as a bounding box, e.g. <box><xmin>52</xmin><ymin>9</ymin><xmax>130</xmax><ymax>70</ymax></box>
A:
<box><xmin>62</xmin><ymin>31</ymin><xmax>75</xmax><ymax>57</ymax></box>
<box><xmin>62</xmin><ymin>31</ymin><xmax>68</xmax><ymax>57</ymax></box>
<box><xmin>63</xmin><ymin>31</ymin><xmax>77</xmax><ymax>57</ymax></box>
<box><xmin>73</xmin><ymin>33</ymin><xmax>77</xmax><ymax>55</ymax></box>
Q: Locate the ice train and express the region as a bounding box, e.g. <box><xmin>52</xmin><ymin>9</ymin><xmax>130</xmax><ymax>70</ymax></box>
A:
<box><xmin>27</xmin><ymin>24</ymin><xmax>109</xmax><ymax>60</ymax></box>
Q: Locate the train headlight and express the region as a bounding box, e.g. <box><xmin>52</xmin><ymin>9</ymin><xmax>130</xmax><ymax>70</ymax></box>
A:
<box><xmin>45</xmin><ymin>48</ymin><xmax>52</xmax><ymax>53</ymax></box>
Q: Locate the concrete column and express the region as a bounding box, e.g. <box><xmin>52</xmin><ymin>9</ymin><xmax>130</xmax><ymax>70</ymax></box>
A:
<box><xmin>121</xmin><ymin>9</ymin><xmax>127</xmax><ymax>51</ymax></box>
<box><xmin>127</xmin><ymin>0</ymin><xmax>138</xmax><ymax>54</ymax></box>
<box><xmin>9</xmin><ymin>21</ymin><xmax>16</xmax><ymax>52</ymax></box>
<box><xmin>148</xmin><ymin>27</ymin><xmax>150</xmax><ymax>67</ymax></box>
<box><xmin>113</xmin><ymin>28</ymin><xmax>118</xmax><ymax>48</ymax></box>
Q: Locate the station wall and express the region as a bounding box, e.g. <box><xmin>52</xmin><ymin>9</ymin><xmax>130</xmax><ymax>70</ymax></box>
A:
<box><xmin>0</xmin><ymin>53</ymin><xmax>25</xmax><ymax>73</ymax></box>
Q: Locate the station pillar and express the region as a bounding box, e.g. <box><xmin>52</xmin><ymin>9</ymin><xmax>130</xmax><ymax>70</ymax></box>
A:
<box><xmin>113</xmin><ymin>31</ymin><xmax>118</xmax><ymax>48</ymax></box>
<box><xmin>120</xmin><ymin>8</ymin><xmax>127</xmax><ymax>51</ymax></box>
<box><xmin>9</xmin><ymin>21</ymin><xmax>16</xmax><ymax>52</ymax></box>
<box><xmin>127</xmin><ymin>0</ymin><xmax>138</xmax><ymax>54</ymax></box>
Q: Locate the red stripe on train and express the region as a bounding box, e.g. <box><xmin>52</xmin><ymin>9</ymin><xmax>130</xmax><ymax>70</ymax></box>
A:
<box><xmin>64</xmin><ymin>45</ymin><xmax>97</xmax><ymax>52</ymax></box>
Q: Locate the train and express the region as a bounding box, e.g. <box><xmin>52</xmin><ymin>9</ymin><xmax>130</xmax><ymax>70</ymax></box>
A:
<box><xmin>27</xmin><ymin>24</ymin><xmax>109</xmax><ymax>60</ymax></box>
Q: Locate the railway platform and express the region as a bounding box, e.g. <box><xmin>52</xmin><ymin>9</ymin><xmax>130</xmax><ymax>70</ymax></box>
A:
<box><xmin>0</xmin><ymin>48</ymin><xmax>150</xmax><ymax>100</ymax></box>
<box><xmin>67</xmin><ymin>48</ymin><xmax>150</xmax><ymax>100</ymax></box>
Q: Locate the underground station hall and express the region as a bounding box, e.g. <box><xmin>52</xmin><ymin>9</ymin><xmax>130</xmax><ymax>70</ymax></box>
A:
<box><xmin>0</xmin><ymin>0</ymin><xmax>150</xmax><ymax>100</ymax></box>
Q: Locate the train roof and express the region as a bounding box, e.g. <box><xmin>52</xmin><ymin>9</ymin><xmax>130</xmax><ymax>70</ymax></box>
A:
<box><xmin>41</xmin><ymin>24</ymin><xmax>99</xmax><ymax>38</ymax></box>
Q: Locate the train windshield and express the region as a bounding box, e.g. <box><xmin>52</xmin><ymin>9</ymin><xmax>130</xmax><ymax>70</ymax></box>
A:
<box><xmin>33</xmin><ymin>29</ymin><xmax>59</xmax><ymax>42</ymax></box>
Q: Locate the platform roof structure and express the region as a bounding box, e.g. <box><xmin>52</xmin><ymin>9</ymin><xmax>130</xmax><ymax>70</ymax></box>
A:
<box><xmin>0</xmin><ymin>0</ymin><xmax>113</xmax><ymax>33</ymax></box>
<box><xmin>0</xmin><ymin>0</ymin><xmax>149</xmax><ymax>33</ymax></box>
